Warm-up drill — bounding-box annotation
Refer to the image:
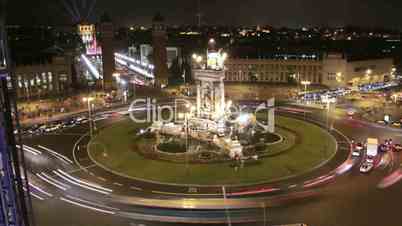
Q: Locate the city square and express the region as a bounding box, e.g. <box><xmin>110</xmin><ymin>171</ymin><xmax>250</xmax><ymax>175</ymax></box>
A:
<box><xmin>2</xmin><ymin>1</ymin><xmax>402</xmax><ymax>226</ymax></box>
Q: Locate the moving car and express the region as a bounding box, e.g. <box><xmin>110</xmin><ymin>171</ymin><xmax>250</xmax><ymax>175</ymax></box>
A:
<box><xmin>366</xmin><ymin>155</ymin><xmax>374</xmax><ymax>164</ymax></box>
<box><xmin>360</xmin><ymin>162</ymin><xmax>374</xmax><ymax>173</ymax></box>
<box><xmin>355</xmin><ymin>142</ymin><xmax>364</xmax><ymax>151</ymax></box>
<box><xmin>393</xmin><ymin>144</ymin><xmax>402</xmax><ymax>152</ymax></box>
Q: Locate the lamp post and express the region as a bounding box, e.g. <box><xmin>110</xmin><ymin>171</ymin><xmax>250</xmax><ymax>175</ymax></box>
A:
<box><xmin>301</xmin><ymin>80</ymin><xmax>311</xmax><ymax>103</ymax></box>
<box><xmin>83</xmin><ymin>97</ymin><xmax>94</xmax><ymax>138</ymax></box>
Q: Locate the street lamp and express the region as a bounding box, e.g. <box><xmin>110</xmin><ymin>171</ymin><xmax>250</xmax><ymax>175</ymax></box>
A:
<box><xmin>82</xmin><ymin>97</ymin><xmax>95</xmax><ymax>137</ymax></box>
<box><xmin>322</xmin><ymin>95</ymin><xmax>337</xmax><ymax>130</ymax></box>
<box><xmin>301</xmin><ymin>80</ymin><xmax>311</xmax><ymax>103</ymax></box>
<box><xmin>336</xmin><ymin>72</ymin><xmax>343</xmax><ymax>83</ymax></box>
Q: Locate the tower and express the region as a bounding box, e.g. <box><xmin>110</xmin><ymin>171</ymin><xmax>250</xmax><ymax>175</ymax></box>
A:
<box><xmin>152</xmin><ymin>13</ymin><xmax>169</xmax><ymax>88</ymax></box>
<box><xmin>99</xmin><ymin>13</ymin><xmax>115</xmax><ymax>90</ymax></box>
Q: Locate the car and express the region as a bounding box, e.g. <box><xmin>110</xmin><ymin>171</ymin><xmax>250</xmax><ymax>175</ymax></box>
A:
<box><xmin>392</xmin><ymin>122</ymin><xmax>401</xmax><ymax>127</ymax></box>
<box><xmin>352</xmin><ymin>149</ymin><xmax>361</xmax><ymax>157</ymax></box>
<box><xmin>393</xmin><ymin>144</ymin><xmax>402</xmax><ymax>152</ymax></box>
<box><xmin>377</xmin><ymin>120</ymin><xmax>386</xmax><ymax>125</ymax></box>
<box><xmin>366</xmin><ymin>155</ymin><xmax>374</xmax><ymax>164</ymax></box>
<box><xmin>355</xmin><ymin>142</ymin><xmax>364</xmax><ymax>151</ymax></box>
<box><xmin>360</xmin><ymin>162</ymin><xmax>374</xmax><ymax>173</ymax></box>
<box><xmin>75</xmin><ymin>116</ymin><xmax>88</xmax><ymax>124</ymax></box>
<box><xmin>378</xmin><ymin>144</ymin><xmax>387</xmax><ymax>152</ymax></box>
<box><xmin>63</xmin><ymin>119</ymin><xmax>77</xmax><ymax>128</ymax></box>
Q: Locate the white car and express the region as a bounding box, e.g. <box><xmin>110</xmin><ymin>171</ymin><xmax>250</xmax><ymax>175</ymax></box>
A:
<box><xmin>360</xmin><ymin>162</ymin><xmax>374</xmax><ymax>173</ymax></box>
<box><xmin>366</xmin><ymin>156</ymin><xmax>374</xmax><ymax>163</ymax></box>
<box><xmin>352</xmin><ymin>149</ymin><xmax>360</xmax><ymax>157</ymax></box>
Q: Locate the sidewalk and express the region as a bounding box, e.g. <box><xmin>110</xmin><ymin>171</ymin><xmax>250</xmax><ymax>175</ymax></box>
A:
<box><xmin>18</xmin><ymin>87</ymin><xmax>174</xmax><ymax>126</ymax></box>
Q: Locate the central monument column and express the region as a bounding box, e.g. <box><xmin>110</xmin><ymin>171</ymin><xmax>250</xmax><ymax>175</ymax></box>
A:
<box><xmin>193</xmin><ymin>69</ymin><xmax>226</xmax><ymax>119</ymax></box>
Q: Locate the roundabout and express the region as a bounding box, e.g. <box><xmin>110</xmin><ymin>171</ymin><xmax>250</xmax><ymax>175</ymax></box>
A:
<box><xmin>88</xmin><ymin>115</ymin><xmax>337</xmax><ymax>186</ymax></box>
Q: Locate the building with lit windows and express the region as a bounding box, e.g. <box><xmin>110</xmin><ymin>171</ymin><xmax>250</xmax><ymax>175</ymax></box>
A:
<box><xmin>224</xmin><ymin>53</ymin><xmax>394</xmax><ymax>88</ymax></box>
<box><xmin>14</xmin><ymin>56</ymin><xmax>72</xmax><ymax>99</ymax></box>
<box><xmin>77</xmin><ymin>23</ymin><xmax>101</xmax><ymax>55</ymax></box>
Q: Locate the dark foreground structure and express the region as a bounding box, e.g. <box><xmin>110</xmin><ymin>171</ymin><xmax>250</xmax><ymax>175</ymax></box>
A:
<box><xmin>0</xmin><ymin>1</ymin><xmax>33</xmax><ymax>225</ymax></box>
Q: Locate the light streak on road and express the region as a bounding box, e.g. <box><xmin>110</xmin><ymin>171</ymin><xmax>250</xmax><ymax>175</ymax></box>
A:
<box><xmin>23</xmin><ymin>186</ymin><xmax>45</xmax><ymax>201</ymax></box>
<box><xmin>65</xmin><ymin>195</ymin><xmax>119</xmax><ymax>211</ymax></box>
<box><xmin>28</xmin><ymin>191</ymin><xmax>45</xmax><ymax>201</ymax></box>
<box><xmin>60</xmin><ymin>197</ymin><xmax>116</xmax><ymax>215</ymax></box>
<box><xmin>36</xmin><ymin>172</ymin><xmax>69</xmax><ymax>191</ymax></box>
<box><xmin>37</xmin><ymin>145</ymin><xmax>73</xmax><ymax>164</ymax></box>
<box><xmin>81</xmin><ymin>54</ymin><xmax>101</xmax><ymax>79</ymax></box>
<box><xmin>303</xmin><ymin>174</ymin><xmax>335</xmax><ymax>188</ymax></box>
<box><xmin>53</xmin><ymin>169</ymin><xmax>112</xmax><ymax>195</ymax></box>
<box><xmin>228</xmin><ymin>187</ymin><xmax>281</xmax><ymax>196</ymax></box>
<box><xmin>17</xmin><ymin>144</ymin><xmax>42</xmax><ymax>156</ymax></box>
<box><xmin>378</xmin><ymin>169</ymin><xmax>402</xmax><ymax>189</ymax></box>
<box><xmin>114</xmin><ymin>53</ymin><xmax>154</xmax><ymax>78</ymax></box>
<box><xmin>29</xmin><ymin>182</ymin><xmax>53</xmax><ymax>198</ymax></box>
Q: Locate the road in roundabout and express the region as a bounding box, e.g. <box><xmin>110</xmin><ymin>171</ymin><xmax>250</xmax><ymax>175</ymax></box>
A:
<box><xmin>21</xmin><ymin>102</ymin><xmax>402</xmax><ymax>226</ymax></box>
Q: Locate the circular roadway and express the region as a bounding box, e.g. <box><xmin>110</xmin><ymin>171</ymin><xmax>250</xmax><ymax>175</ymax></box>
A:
<box><xmin>21</xmin><ymin>104</ymin><xmax>402</xmax><ymax>226</ymax></box>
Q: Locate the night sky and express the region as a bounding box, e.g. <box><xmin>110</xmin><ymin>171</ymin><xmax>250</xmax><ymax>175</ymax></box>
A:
<box><xmin>5</xmin><ymin>0</ymin><xmax>402</xmax><ymax>28</ymax></box>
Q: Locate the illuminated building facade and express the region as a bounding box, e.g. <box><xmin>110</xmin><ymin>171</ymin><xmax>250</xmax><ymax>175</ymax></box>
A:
<box><xmin>78</xmin><ymin>23</ymin><xmax>101</xmax><ymax>55</ymax></box>
<box><xmin>224</xmin><ymin>54</ymin><xmax>394</xmax><ymax>87</ymax></box>
<box><xmin>14</xmin><ymin>56</ymin><xmax>72</xmax><ymax>99</ymax></box>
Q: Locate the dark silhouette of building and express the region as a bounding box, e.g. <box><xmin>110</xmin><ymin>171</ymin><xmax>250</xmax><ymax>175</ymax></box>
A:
<box><xmin>99</xmin><ymin>13</ymin><xmax>115</xmax><ymax>90</ymax></box>
<box><xmin>152</xmin><ymin>13</ymin><xmax>168</xmax><ymax>88</ymax></box>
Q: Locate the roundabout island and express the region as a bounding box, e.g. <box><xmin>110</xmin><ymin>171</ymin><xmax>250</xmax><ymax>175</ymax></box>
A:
<box><xmin>88</xmin><ymin>113</ymin><xmax>337</xmax><ymax>186</ymax></box>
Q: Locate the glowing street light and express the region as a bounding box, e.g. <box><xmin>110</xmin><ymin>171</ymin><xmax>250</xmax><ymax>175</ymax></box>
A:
<box><xmin>196</xmin><ymin>55</ymin><xmax>203</xmax><ymax>63</ymax></box>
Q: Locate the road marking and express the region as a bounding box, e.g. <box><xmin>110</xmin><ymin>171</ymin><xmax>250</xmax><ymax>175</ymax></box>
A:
<box><xmin>72</xmin><ymin>132</ymin><xmax>90</xmax><ymax>172</ymax></box>
<box><xmin>97</xmin><ymin>177</ymin><xmax>107</xmax><ymax>182</ymax></box>
<box><xmin>130</xmin><ymin>186</ymin><xmax>142</xmax><ymax>191</ymax></box>
<box><xmin>113</xmin><ymin>182</ymin><xmax>123</xmax><ymax>187</ymax></box>
<box><xmin>67</xmin><ymin>164</ymin><xmax>97</xmax><ymax>174</ymax></box>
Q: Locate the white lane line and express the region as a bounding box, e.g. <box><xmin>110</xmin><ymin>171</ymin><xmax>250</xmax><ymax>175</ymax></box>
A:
<box><xmin>113</xmin><ymin>182</ymin><xmax>123</xmax><ymax>187</ymax></box>
<box><xmin>56</xmin><ymin>169</ymin><xmax>112</xmax><ymax>193</ymax></box>
<box><xmin>37</xmin><ymin>145</ymin><xmax>73</xmax><ymax>164</ymax></box>
<box><xmin>36</xmin><ymin>173</ymin><xmax>69</xmax><ymax>191</ymax></box>
<box><xmin>28</xmin><ymin>182</ymin><xmax>53</xmax><ymax>197</ymax></box>
<box><xmin>53</xmin><ymin>170</ymin><xmax>112</xmax><ymax>195</ymax></box>
<box><xmin>97</xmin><ymin>177</ymin><xmax>107</xmax><ymax>182</ymax></box>
<box><xmin>65</xmin><ymin>195</ymin><xmax>119</xmax><ymax>211</ymax></box>
<box><xmin>130</xmin><ymin>186</ymin><xmax>142</xmax><ymax>191</ymax></box>
<box><xmin>60</xmin><ymin>197</ymin><xmax>116</xmax><ymax>215</ymax></box>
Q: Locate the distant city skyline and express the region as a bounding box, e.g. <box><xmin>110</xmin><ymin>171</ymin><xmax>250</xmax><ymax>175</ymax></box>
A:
<box><xmin>5</xmin><ymin>0</ymin><xmax>402</xmax><ymax>29</ymax></box>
